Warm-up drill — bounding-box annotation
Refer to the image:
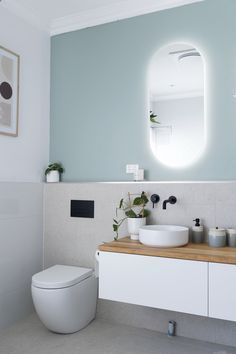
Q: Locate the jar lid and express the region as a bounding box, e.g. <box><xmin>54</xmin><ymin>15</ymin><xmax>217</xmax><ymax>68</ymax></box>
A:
<box><xmin>209</xmin><ymin>228</ymin><xmax>226</xmax><ymax>236</ymax></box>
<box><xmin>227</xmin><ymin>228</ymin><xmax>236</xmax><ymax>234</ymax></box>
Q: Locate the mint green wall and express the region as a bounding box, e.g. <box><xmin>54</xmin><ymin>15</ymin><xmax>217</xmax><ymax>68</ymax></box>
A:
<box><xmin>51</xmin><ymin>0</ymin><xmax>236</xmax><ymax>181</ymax></box>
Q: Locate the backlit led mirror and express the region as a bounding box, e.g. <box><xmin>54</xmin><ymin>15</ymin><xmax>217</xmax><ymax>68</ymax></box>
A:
<box><xmin>148</xmin><ymin>43</ymin><xmax>205</xmax><ymax>167</ymax></box>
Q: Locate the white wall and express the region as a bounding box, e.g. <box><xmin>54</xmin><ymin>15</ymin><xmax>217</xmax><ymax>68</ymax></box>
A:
<box><xmin>0</xmin><ymin>182</ymin><xmax>43</xmax><ymax>330</ymax></box>
<box><xmin>0</xmin><ymin>6</ymin><xmax>50</xmax><ymax>329</ymax></box>
<box><xmin>0</xmin><ymin>6</ymin><xmax>50</xmax><ymax>182</ymax></box>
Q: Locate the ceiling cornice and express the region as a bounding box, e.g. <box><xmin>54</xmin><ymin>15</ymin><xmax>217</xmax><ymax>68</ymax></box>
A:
<box><xmin>0</xmin><ymin>0</ymin><xmax>205</xmax><ymax>36</ymax></box>
<box><xmin>51</xmin><ymin>0</ymin><xmax>205</xmax><ymax>36</ymax></box>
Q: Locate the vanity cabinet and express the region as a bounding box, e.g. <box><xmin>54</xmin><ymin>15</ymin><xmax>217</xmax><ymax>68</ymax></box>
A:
<box><xmin>99</xmin><ymin>239</ymin><xmax>236</xmax><ymax>321</ymax></box>
<box><xmin>209</xmin><ymin>263</ymin><xmax>236</xmax><ymax>322</ymax></box>
<box><xmin>99</xmin><ymin>251</ymin><xmax>208</xmax><ymax>316</ymax></box>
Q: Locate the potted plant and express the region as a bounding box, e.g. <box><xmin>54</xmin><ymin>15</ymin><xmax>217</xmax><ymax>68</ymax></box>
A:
<box><xmin>45</xmin><ymin>162</ymin><xmax>64</xmax><ymax>183</ymax></box>
<box><xmin>150</xmin><ymin>110</ymin><xmax>160</xmax><ymax>124</ymax></box>
<box><xmin>113</xmin><ymin>191</ymin><xmax>150</xmax><ymax>241</ymax></box>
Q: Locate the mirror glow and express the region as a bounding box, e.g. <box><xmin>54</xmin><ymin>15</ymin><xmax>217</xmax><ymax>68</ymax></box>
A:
<box><xmin>149</xmin><ymin>43</ymin><xmax>205</xmax><ymax>168</ymax></box>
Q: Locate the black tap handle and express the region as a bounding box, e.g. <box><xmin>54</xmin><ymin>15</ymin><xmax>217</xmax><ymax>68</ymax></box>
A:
<box><xmin>150</xmin><ymin>194</ymin><xmax>160</xmax><ymax>208</ymax></box>
<box><xmin>169</xmin><ymin>196</ymin><xmax>177</xmax><ymax>204</ymax></box>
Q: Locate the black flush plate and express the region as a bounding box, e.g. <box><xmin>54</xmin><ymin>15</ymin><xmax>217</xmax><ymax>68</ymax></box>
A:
<box><xmin>70</xmin><ymin>200</ymin><xmax>94</xmax><ymax>218</ymax></box>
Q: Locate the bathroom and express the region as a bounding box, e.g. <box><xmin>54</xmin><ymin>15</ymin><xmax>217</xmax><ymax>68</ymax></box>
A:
<box><xmin>1</xmin><ymin>0</ymin><xmax>236</xmax><ymax>353</ymax></box>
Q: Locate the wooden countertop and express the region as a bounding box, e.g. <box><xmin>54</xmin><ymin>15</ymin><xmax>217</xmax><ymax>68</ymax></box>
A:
<box><xmin>99</xmin><ymin>237</ymin><xmax>236</xmax><ymax>265</ymax></box>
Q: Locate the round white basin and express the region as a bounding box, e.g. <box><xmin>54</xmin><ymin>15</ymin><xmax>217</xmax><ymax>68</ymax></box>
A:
<box><xmin>139</xmin><ymin>225</ymin><xmax>189</xmax><ymax>248</ymax></box>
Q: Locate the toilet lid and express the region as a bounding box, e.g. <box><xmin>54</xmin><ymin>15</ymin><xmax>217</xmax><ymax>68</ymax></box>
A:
<box><xmin>32</xmin><ymin>265</ymin><xmax>93</xmax><ymax>289</ymax></box>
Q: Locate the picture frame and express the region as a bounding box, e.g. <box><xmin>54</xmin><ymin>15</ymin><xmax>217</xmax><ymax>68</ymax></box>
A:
<box><xmin>0</xmin><ymin>45</ymin><xmax>20</xmax><ymax>137</ymax></box>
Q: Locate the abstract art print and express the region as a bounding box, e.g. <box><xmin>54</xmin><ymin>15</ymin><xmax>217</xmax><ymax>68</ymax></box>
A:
<box><xmin>0</xmin><ymin>46</ymin><xmax>19</xmax><ymax>137</ymax></box>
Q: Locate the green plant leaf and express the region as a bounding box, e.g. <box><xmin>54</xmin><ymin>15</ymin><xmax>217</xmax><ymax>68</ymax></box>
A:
<box><xmin>125</xmin><ymin>209</ymin><xmax>137</xmax><ymax>218</ymax></box>
<box><xmin>150</xmin><ymin>116</ymin><xmax>160</xmax><ymax>124</ymax></box>
<box><xmin>119</xmin><ymin>198</ymin><xmax>124</xmax><ymax>209</ymax></box>
<box><xmin>141</xmin><ymin>192</ymin><xmax>149</xmax><ymax>204</ymax></box>
<box><xmin>133</xmin><ymin>197</ymin><xmax>143</xmax><ymax>206</ymax></box>
<box><xmin>45</xmin><ymin>162</ymin><xmax>64</xmax><ymax>175</ymax></box>
<box><xmin>142</xmin><ymin>209</ymin><xmax>150</xmax><ymax>217</ymax></box>
<box><xmin>150</xmin><ymin>111</ymin><xmax>160</xmax><ymax>124</ymax></box>
<box><xmin>113</xmin><ymin>224</ymin><xmax>118</xmax><ymax>232</ymax></box>
<box><xmin>150</xmin><ymin>110</ymin><xmax>157</xmax><ymax>118</ymax></box>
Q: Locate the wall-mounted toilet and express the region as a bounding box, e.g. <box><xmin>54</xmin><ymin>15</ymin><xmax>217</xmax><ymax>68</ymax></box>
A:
<box><xmin>31</xmin><ymin>265</ymin><xmax>97</xmax><ymax>334</ymax></box>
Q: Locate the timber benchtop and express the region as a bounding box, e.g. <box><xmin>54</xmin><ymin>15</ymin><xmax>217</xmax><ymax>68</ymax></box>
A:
<box><xmin>98</xmin><ymin>237</ymin><xmax>236</xmax><ymax>265</ymax></box>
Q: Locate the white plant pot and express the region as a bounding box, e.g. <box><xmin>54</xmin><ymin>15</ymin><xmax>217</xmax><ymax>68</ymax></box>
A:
<box><xmin>127</xmin><ymin>217</ymin><xmax>146</xmax><ymax>241</ymax></box>
<box><xmin>46</xmin><ymin>170</ymin><xmax>60</xmax><ymax>183</ymax></box>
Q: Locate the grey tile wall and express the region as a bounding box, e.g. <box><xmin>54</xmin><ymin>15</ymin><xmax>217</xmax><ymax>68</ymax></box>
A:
<box><xmin>44</xmin><ymin>182</ymin><xmax>236</xmax><ymax>347</ymax></box>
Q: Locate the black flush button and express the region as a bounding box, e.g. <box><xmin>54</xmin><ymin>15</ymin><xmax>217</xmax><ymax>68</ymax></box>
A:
<box><xmin>70</xmin><ymin>200</ymin><xmax>94</xmax><ymax>218</ymax></box>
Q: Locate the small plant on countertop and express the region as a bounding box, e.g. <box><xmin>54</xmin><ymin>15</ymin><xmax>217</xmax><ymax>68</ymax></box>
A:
<box><xmin>113</xmin><ymin>191</ymin><xmax>150</xmax><ymax>240</ymax></box>
<box><xmin>150</xmin><ymin>110</ymin><xmax>160</xmax><ymax>124</ymax></box>
<box><xmin>45</xmin><ymin>162</ymin><xmax>64</xmax><ymax>175</ymax></box>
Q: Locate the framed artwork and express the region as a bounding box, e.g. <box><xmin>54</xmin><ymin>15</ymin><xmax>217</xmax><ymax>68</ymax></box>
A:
<box><xmin>0</xmin><ymin>46</ymin><xmax>20</xmax><ymax>137</ymax></box>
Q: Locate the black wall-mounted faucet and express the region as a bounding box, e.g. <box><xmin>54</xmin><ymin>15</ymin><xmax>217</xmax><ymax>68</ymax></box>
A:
<box><xmin>163</xmin><ymin>196</ymin><xmax>177</xmax><ymax>210</ymax></box>
<box><xmin>150</xmin><ymin>194</ymin><xmax>160</xmax><ymax>208</ymax></box>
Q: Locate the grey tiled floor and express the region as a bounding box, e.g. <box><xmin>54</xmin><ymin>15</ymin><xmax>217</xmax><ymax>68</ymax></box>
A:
<box><xmin>0</xmin><ymin>314</ymin><xmax>235</xmax><ymax>354</ymax></box>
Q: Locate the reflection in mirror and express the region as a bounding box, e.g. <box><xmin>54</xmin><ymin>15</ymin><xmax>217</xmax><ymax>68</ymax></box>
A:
<box><xmin>148</xmin><ymin>43</ymin><xmax>205</xmax><ymax>168</ymax></box>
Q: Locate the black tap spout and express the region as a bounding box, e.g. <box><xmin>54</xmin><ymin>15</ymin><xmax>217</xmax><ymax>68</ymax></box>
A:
<box><xmin>162</xmin><ymin>196</ymin><xmax>177</xmax><ymax>210</ymax></box>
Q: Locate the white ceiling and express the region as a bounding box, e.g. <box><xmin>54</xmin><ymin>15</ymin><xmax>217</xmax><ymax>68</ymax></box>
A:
<box><xmin>16</xmin><ymin>0</ymin><xmax>125</xmax><ymax>21</ymax></box>
<box><xmin>1</xmin><ymin>0</ymin><xmax>205</xmax><ymax>35</ymax></box>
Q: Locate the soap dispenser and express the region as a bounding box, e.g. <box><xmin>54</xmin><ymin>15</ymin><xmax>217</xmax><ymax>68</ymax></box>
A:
<box><xmin>192</xmin><ymin>218</ymin><xmax>204</xmax><ymax>244</ymax></box>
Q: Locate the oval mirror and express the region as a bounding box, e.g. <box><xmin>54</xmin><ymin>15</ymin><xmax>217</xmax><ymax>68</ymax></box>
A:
<box><xmin>148</xmin><ymin>43</ymin><xmax>205</xmax><ymax>168</ymax></box>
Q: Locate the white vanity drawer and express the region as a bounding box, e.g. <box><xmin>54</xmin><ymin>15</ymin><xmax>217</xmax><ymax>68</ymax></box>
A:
<box><xmin>209</xmin><ymin>263</ymin><xmax>236</xmax><ymax>321</ymax></box>
<box><xmin>99</xmin><ymin>252</ymin><xmax>208</xmax><ymax>316</ymax></box>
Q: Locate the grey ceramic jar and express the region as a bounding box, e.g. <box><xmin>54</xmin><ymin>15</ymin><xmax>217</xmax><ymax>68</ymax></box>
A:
<box><xmin>208</xmin><ymin>228</ymin><xmax>226</xmax><ymax>248</ymax></box>
<box><xmin>226</xmin><ymin>229</ymin><xmax>236</xmax><ymax>247</ymax></box>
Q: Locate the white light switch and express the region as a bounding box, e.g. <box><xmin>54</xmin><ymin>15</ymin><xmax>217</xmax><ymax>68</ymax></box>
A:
<box><xmin>134</xmin><ymin>169</ymin><xmax>144</xmax><ymax>181</ymax></box>
<box><xmin>126</xmin><ymin>164</ymin><xmax>139</xmax><ymax>174</ymax></box>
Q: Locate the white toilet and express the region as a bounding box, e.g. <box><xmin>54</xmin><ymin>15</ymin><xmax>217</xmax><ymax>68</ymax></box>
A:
<box><xmin>31</xmin><ymin>265</ymin><xmax>97</xmax><ymax>334</ymax></box>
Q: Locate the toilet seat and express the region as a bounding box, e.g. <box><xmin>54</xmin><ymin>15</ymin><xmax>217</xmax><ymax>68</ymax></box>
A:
<box><xmin>32</xmin><ymin>265</ymin><xmax>93</xmax><ymax>289</ymax></box>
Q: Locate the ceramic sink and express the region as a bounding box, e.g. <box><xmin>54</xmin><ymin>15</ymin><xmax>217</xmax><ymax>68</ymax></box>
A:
<box><xmin>139</xmin><ymin>225</ymin><xmax>189</xmax><ymax>248</ymax></box>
